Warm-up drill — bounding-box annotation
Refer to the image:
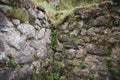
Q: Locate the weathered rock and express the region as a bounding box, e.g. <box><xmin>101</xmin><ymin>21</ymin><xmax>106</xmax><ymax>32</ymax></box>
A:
<box><xmin>6</xmin><ymin>31</ymin><xmax>26</xmax><ymax>51</ymax></box>
<box><xmin>12</xmin><ymin>19</ymin><xmax>20</xmax><ymax>25</ymax></box>
<box><xmin>0</xmin><ymin>5</ymin><xmax>11</xmax><ymax>14</ymax></box>
<box><xmin>85</xmin><ymin>55</ymin><xmax>109</xmax><ymax>80</ymax></box>
<box><xmin>17</xmin><ymin>23</ymin><xmax>35</xmax><ymax>37</ymax></box>
<box><xmin>65</xmin><ymin>49</ymin><xmax>76</xmax><ymax>59</ymax></box>
<box><xmin>0</xmin><ymin>35</ymin><xmax>7</xmax><ymax>62</ymax></box>
<box><xmin>30</xmin><ymin>40</ymin><xmax>40</xmax><ymax>50</ymax></box>
<box><xmin>16</xmin><ymin>65</ymin><xmax>33</xmax><ymax>80</ymax></box>
<box><xmin>0</xmin><ymin>68</ymin><xmax>16</xmax><ymax>80</ymax></box>
<box><xmin>54</xmin><ymin>52</ymin><xmax>62</xmax><ymax>61</ymax></box>
<box><xmin>37</xmin><ymin>28</ymin><xmax>46</xmax><ymax>39</ymax></box>
<box><xmin>58</xmin><ymin>34</ymin><xmax>69</xmax><ymax>42</ymax></box>
<box><xmin>76</xmin><ymin>49</ymin><xmax>86</xmax><ymax>58</ymax></box>
<box><xmin>14</xmin><ymin>51</ymin><xmax>33</xmax><ymax>64</ymax></box>
<box><xmin>94</xmin><ymin>15</ymin><xmax>111</xmax><ymax>26</ymax></box>
<box><xmin>0</xmin><ymin>12</ymin><xmax>13</xmax><ymax>30</ymax></box>
<box><xmin>86</xmin><ymin>44</ymin><xmax>105</xmax><ymax>56</ymax></box>
<box><xmin>37</xmin><ymin>11</ymin><xmax>45</xmax><ymax>19</ymax></box>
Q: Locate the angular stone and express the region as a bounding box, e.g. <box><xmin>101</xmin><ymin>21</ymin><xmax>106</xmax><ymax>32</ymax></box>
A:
<box><xmin>0</xmin><ymin>12</ymin><xmax>13</xmax><ymax>30</ymax></box>
<box><xmin>14</xmin><ymin>51</ymin><xmax>33</xmax><ymax>64</ymax></box>
<box><xmin>37</xmin><ymin>28</ymin><xmax>46</xmax><ymax>39</ymax></box>
<box><xmin>0</xmin><ymin>0</ymin><xmax>9</xmax><ymax>4</ymax></box>
<box><xmin>81</xmin><ymin>29</ymin><xmax>87</xmax><ymax>36</ymax></box>
<box><xmin>65</xmin><ymin>49</ymin><xmax>76</xmax><ymax>59</ymax></box>
<box><xmin>0</xmin><ymin>68</ymin><xmax>16</xmax><ymax>80</ymax></box>
<box><xmin>17</xmin><ymin>23</ymin><xmax>35</xmax><ymax>36</ymax></box>
<box><xmin>85</xmin><ymin>55</ymin><xmax>109</xmax><ymax>80</ymax></box>
<box><xmin>0</xmin><ymin>35</ymin><xmax>5</xmax><ymax>52</ymax></box>
<box><xmin>30</xmin><ymin>40</ymin><xmax>42</xmax><ymax>50</ymax></box>
<box><xmin>94</xmin><ymin>16</ymin><xmax>110</xmax><ymax>26</ymax></box>
<box><xmin>70</xmin><ymin>30</ymin><xmax>79</xmax><ymax>36</ymax></box>
<box><xmin>12</xmin><ymin>19</ymin><xmax>20</xmax><ymax>25</ymax></box>
<box><xmin>0</xmin><ymin>5</ymin><xmax>11</xmax><ymax>14</ymax></box>
<box><xmin>41</xmin><ymin>29</ymin><xmax>51</xmax><ymax>44</ymax></box>
<box><xmin>76</xmin><ymin>49</ymin><xmax>86</xmax><ymax>58</ymax></box>
<box><xmin>86</xmin><ymin>44</ymin><xmax>104</xmax><ymax>56</ymax></box>
<box><xmin>58</xmin><ymin>34</ymin><xmax>69</xmax><ymax>42</ymax></box>
<box><xmin>7</xmin><ymin>30</ymin><xmax>26</xmax><ymax>51</ymax></box>
<box><xmin>65</xmin><ymin>41</ymin><xmax>78</xmax><ymax>50</ymax></box>
<box><xmin>0</xmin><ymin>35</ymin><xmax>7</xmax><ymax>61</ymax></box>
<box><xmin>37</xmin><ymin>11</ymin><xmax>45</xmax><ymax>19</ymax></box>
<box><xmin>16</xmin><ymin>65</ymin><xmax>33</xmax><ymax>80</ymax></box>
<box><xmin>54</xmin><ymin>52</ymin><xmax>62</xmax><ymax>61</ymax></box>
<box><xmin>59</xmin><ymin>22</ymin><xmax>69</xmax><ymax>30</ymax></box>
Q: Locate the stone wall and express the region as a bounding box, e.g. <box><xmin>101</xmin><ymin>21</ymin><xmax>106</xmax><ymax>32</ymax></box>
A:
<box><xmin>54</xmin><ymin>1</ymin><xmax>120</xmax><ymax>80</ymax></box>
<box><xmin>0</xmin><ymin>0</ymin><xmax>120</xmax><ymax>80</ymax></box>
<box><xmin>0</xmin><ymin>0</ymin><xmax>53</xmax><ymax>80</ymax></box>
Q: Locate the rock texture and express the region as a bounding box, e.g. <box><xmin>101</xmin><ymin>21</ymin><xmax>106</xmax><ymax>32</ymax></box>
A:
<box><xmin>0</xmin><ymin>0</ymin><xmax>120</xmax><ymax>80</ymax></box>
<box><xmin>53</xmin><ymin>1</ymin><xmax>120</xmax><ymax>80</ymax></box>
<box><xmin>0</xmin><ymin>0</ymin><xmax>52</xmax><ymax>80</ymax></box>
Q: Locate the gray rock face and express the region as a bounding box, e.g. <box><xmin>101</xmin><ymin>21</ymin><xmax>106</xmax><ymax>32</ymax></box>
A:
<box><xmin>0</xmin><ymin>0</ymin><xmax>9</xmax><ymax>4</ymax></box>
<box><xmin>0</xmin><ymin>68</ymin><xmax>16</xmax><ymax>80</ymax></box>
<box><xmin>16</xmin><ymin>65</ymin><xmax>33</xmax><ymax>80</ymax></box>
<box><xmin>85</xmin><ymin>55</ymin><xmax>109</xmax><ymax>80</ymax></box>
<box><xmin>37</xmin><ymin>11</ymin><xmax>45</xmax><ymax>19</ymax></box>
<box><xmin>0</xmin><ymin>1</ymin><xmax>52</xmax><ymax>80</ymax></box>
<box><xmin>0</xmin><ymin>5</ymin><xmax>11</xmax><ymax>14</ymax></box>
<box><xmin>14</xmin><ymin>51</ymin><xmax>33</xmax><ymax>64</ymax></box>
<box><xmin>0</xmin><ymin>13</ymin><xmax>13</xmax><ymax>30</ymax></box>
<box><xmin>12</xmin><ymin>19</ymin><xmax>20</xmax><ymax>25</ymax></box>
<box><xmin>17</xmin><ymin>23</ymin><xmax>35</xmax><ymax>37</ymax></box>
<box><xmin>0</xmin><ymin>35</ymin><xmax>7</xmax><ymax>61</ymax></box>
<box><xmin>7</xmin><ymin>31</ymin><xmax>26</xmax><ymax>51</ymax></box>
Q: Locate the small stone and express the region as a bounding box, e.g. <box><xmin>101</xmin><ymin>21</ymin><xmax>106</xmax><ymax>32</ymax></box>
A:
<box><xmin>94</xmin><ymin>16</ymin><xmax>110</xmax><ymax>26</ymax></box>
<box><xmin>0</xmin><ymin>68</ymin><xmax>16</xmax><ymax>80</ymax></box>
<box><xmin>0</xmin><ymin>12</ymin><xmax>13</xmax><ymax>30</ymax></box>
<box><xmin>15</xmin><ymin>51</ymin><xmax>33</xmax><ymax>64</ymax></box>
<box><xmin>12</xmin><ymin>19</ymin><xmax>20</xmax><ymax>25</ymax></box>
<box><xmin>58</xmin><ymin>34</ymin><xmax>69</xmax><ymax>42</ymax></box>
<box><xmin>76</xmin><ymin>49</ymin><xmax>86</xmax><ymax>58</ymax></box>
<box><xmin>81</xmin><ymin>29</ymin><xmax>87</xmax><ymax>36</ymax></box>
<box><xmin>35</xmin><ymin>19</ymin><xmax>42</xmax><ymax>26</ymax></box>
<box><xmin>16</xmin><ymin>65</ymin><xmax>33</xmax><ymax>80</ymax></box>
<box><xmin>78</xmin><ymin>21</ymin><xmax>84</xmax><ymax>28</ymax></box>
<box><xmin>65</xmin><ymin>41</ymin><xmax>78</xmax><ymax>50</ymax></box>
<box><xmin>41</xmin><ymin>29</ymin><xmax>51</xmax><ymax>44</ymax></box>
<box><xmin>65</xmin><ymin>49</ymin><xmax>76</xmax><ymax>59</ymax></box>
<box><xmin>17</xmin><ymin>23</ymin><xmax>35</xmax><ymax>36</ymax></box>
<box><xmin>30</xmin><ymin>40</ymin><xmax>40</xmax><ymax>50</ymax></box>
<box><xmin>59</xmin><ymin>22</ymin><xmax>69</xmax><ymax>30</ymax></box>
<box><xmin>28</xmin><ymin>8</ymin><xmax>37</xmax><ymax>18</ymax></box>
<box><xmin>0</xmin><ymin>5</ymin><xmax>11</xmax><ymax>14</ymax></box>
<box><xmin>7</xmin><ymin>31</ymin><xmax>26</xmax><ymax>51</ymax></box>
<box><xmin>37</xmin><ymin>28</ymin><xmax>46</xmax><ymax>39</ymax></box>
<box><xmin>54</xmin><ymin>52</ymin><xmax>62</xmax><ymax>61</ymax></box>
<box><xmin>85</xmin><ymin>55</ymin><xmax>108</xmax><ymax>80</ymax></box>
<box><xmin>0</xmin><ymin>0</ymin><xmax>9</xmax><ymax>4</ymax></box>
<box><xmin>70</xmin><ymin>30</ymin><xmax>79</xmax><ymax>36</ymax></box>
<box><xmin>86</xmin><ymin>44</ymin><xmax>104</xmax><ymax>56</ymax></box>
<box><xmin>37</xmin><ymin>11</ymin><xmax>45</xmax><ymax>19</ymax></box>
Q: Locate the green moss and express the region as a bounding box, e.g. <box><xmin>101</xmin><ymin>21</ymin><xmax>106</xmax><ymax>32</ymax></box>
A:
<box><xmin>26</xmin><ymin>36</ymin><xmax>35</xmax><ymax>41</ymax></box>
<box><xmin>79</xmin><ymin>61</ymin><xmax>87</xmax><ymax>69</ymax></box>
<box><xmin>85</xmin><ymin>74</ymin><xmax>94</xmax><ymax>80</ymax></box>
<box><xmin>110</xmin><ymin>68</ymin><xmax>120</xmax><ymax>75</ymax></box>
<box><xmin>8</xmin><ymin>60</ymin><xmax>19</xmax><ymax>68</ymax></box>
<box><xmin>51</xmin><ymin>28</ymin><xmax>57</xmax><ymax>47</ymax></box>
<box><xmin>7</xmin><ymin>7</ymin><xmax>29</xmax><ymax>22</ymax></box>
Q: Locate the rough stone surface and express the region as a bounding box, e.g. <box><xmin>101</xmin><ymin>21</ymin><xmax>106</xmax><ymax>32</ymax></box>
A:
<box><xmin>0</xmin><ymin>1</ymin><xmax>120</xmax><ymax>80</ymax></box>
